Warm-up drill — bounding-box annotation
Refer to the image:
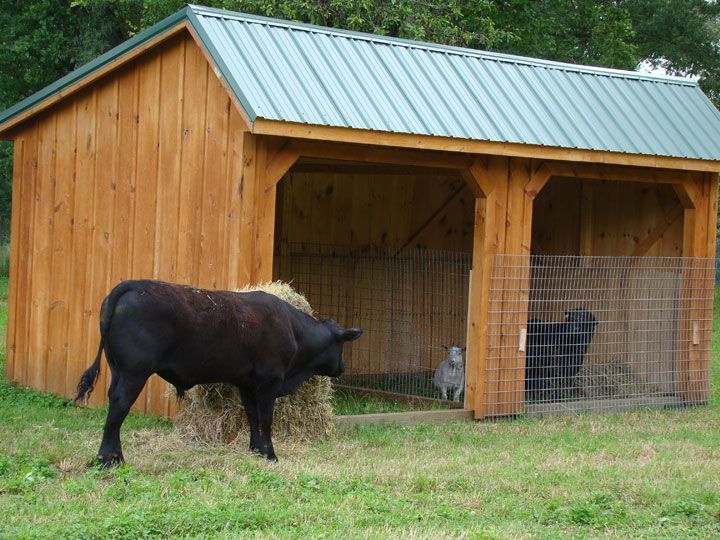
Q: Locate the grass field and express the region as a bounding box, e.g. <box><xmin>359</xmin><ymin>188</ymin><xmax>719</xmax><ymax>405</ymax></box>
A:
<box><xmin>0</xmin><ymin>288</ymin><xmax>718</xmax><ymax>538</ymax></box>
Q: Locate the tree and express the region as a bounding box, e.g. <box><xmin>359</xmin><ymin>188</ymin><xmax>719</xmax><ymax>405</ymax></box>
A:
<box><xmin>490</xmin><ymin>0</ymin><xmax>639</xmax><ymax>69</ymax></box>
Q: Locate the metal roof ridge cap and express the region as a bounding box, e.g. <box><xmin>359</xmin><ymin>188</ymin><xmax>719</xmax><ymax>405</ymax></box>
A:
<box><xmin>187</xmin><ymin>4</ymin><xmax>698</xmax><ymax>87</ymax></box>
<box><xmin>0</xmin><ymin>7</ymin><xmax>191</xmax><ymax>128</ymax></box>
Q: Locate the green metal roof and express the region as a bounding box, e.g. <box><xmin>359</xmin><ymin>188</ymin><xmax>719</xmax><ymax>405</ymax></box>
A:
<box><xmin>3</xmin><ymin>4</ymin><xmax>720</xmax><ymax>162</ymax></box>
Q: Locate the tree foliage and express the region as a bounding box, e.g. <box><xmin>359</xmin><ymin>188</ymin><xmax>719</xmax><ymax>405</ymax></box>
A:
<box><xmin>1</xmin><ymin>0</ymin><xmax>720</xmax><ymax>233</ymax></box>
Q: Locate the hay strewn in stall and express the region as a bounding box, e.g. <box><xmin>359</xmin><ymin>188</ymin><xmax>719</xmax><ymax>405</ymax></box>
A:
<box><xmin>174</xmin><ymin>281</ymin><xmax>335</xmax><ymax>445</ymax></box>
<box><xmin>577</xmin><ymin>359</ymin><xmax>663</xmax><ymax>400</ymax></box>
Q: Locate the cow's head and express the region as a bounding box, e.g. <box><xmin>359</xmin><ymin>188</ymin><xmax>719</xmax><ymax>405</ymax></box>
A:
<box><xmin>564</xmin><ymin>308</ymin><xmax>598</xmax><ymax>335</ymax></box>
<box><xmin>315</xmin><ymin>320</ymin><xmax>363</xmax><ymax>377</ymax></box>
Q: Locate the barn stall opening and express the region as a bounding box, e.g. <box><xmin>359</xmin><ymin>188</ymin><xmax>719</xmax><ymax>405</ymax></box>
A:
<box><xmin>273</xmin><ymin>160</ymin><xmax>474</xmax><ymax>403</ymax></box>
<box><xmin>0</xmin><ymin>5</ymin><xmax>717</xmax><ymax>421</ymax></box>
<box><xmin>479</xmin><ymin>171</ymin><xmax>716</xmax><ymax>418</ymax></box>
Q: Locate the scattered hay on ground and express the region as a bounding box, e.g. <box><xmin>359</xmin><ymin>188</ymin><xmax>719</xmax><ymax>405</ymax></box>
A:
<box><xmin>173</xmin><ymin>281</ymin><xmax>335</xmax><ymax>446</ymax></box>
<box><xmin>577</xmin><ymin>359</ymin><xmax>663</xmax><ymax>399</ymax></box>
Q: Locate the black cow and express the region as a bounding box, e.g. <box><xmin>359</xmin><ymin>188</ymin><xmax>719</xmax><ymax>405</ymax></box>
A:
<box><xmin>75</xmin><ymin>280</ymin><xmax>362</xmax><ymax>465</ymax></box>
<box><xmin>525</xmin><ymin>308</ymin><xmax>598</xmax><ymax>402</ymax></box>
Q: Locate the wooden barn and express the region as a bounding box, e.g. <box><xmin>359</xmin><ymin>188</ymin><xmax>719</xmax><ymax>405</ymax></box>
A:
<box><xmin>0</xmin><ymin>5</ymin><xmax>718</xmax><ymax>420</ymax></box>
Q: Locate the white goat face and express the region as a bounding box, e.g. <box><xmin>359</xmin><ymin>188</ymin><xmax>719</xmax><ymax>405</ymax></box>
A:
<box><xmin>443</xmin><ymin>345</ymin><xmax>466</xmax><ymax>367</ymax></box>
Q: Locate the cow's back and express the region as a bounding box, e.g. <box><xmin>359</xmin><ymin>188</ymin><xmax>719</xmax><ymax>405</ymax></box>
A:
<box><xmin>103</xmin><ymin>280</ymin><xmax>299</xmax><ymax>384</ymax></box>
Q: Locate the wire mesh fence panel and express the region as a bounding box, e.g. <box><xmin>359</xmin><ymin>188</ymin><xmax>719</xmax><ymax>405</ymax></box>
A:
<box><xmin>275</xmin><ymin>244</ymin><xmax>471</xmax><ymax>402</ymax></box>
<box><xmin>486</xmin><ymin>255</ymin><xmax>716</xmax><ymax>418</ymax></box>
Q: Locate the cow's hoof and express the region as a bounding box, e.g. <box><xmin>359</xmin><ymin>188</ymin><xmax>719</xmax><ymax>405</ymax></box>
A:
<box><xmin>265</xmin><ymin>452</ymin><xmax>278</xmax><ymax>462</ymax></box>
<box><xmin>97</xmin><ymin>452</ymin><xmax>124</xmax><ymax>468</ymax></box>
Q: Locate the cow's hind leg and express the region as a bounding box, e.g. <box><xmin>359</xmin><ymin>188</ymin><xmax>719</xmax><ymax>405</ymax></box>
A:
<box><xmin>255</xmin><ymin>380</ymin><xmax>282</xmax><ymax>461</ymax></box>
<box><xmin>97</xmin><ymin>373</ymin><xmax>146</xmax><ymax>467</ymax></box>
<box><xmin>237</xmin><ymin>385</ymin><xmax>262</xmax><ymax>454</ymax></box>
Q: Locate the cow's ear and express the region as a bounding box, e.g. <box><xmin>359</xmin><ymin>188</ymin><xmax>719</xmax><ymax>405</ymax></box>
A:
<box><xmin>341</xmin><ymin>328</ymin><xmax>363</xmax><ymax>342</ymax></box>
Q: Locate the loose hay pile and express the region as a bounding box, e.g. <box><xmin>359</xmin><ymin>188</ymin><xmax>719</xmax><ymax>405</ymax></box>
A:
<box><xmin>174</xmin><ymin>281</ymin><xmax>335</xmax><ymax>445</ymax></box>
<box><xmin>577</xmin><ymin>359</ymin><xmax>663</xmax><ymax>400</ymax></box>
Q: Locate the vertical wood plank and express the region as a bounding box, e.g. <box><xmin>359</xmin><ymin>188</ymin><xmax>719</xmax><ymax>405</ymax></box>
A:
<box><xmin>16</xmin><ymin>125</ymin><xmax>39</xmax><ymax>388</ymax></box>
<box><xmin>112</xmin><ymin>67</ymin><xmax>140</xmax><ymax>409</ymax></box>
<box><xmin>154</xmin><ymin>37</ymin><xmax>185</xmax><ymax>284</ymax></box>
<box><xmin>132</xmin><ymin>52</ymin><xmax>161</xmax><ymax>414</ymax></box>
<box><xmin>46</xmin><ymin>103</ymin><xmax>77</xmax><ymax>396</ymax></box>
<box><xmin>238</xmin><ymin>134</ymin><xmax>257</xmax><ymax>286</ymax></box>
<box><xmin>176</xmin><ymin>37</ymin><xmax>208</xmax><ymax>288</ymax></box>
<box><xmin>27</xmin><ymin>115</ymin><xmax>56</xmax><ymax>392</ymax></box>
<box><xmin>499</xmin><ymin>158</ymin><xmax>531</xmax><ymax>415</ymax></box>
<box><xmin>483</xmin><ymin>158</ymin><xmax>510</xmax><ymax>418</ymax></box>
<box><xmin>5</xmin><ymin>138</ymin><xmax>25</xmax><ymax>382</ymax></box>
<box><xmin>85</xmin><ymin>80</ymin><xmax>119</xmax><ymax>407</ymax></box>
<box><xmin>65</xmin><ymin>91</ymin><xmax>97</xmax><ymax>398</ymax></box>
<box><xmin>111</xmin><ymin>68</ymin><xmax>139</xmax><ymax>286</ymax></box>
<box><xmin>151</xmin><ymin>37</ymin><xmax>185</xmax><ymax>416</ymax></box>
<box><xmin>579</xmin><ymin>182</ymin><xmax>594</xmax><ymax>255</ymax></box>
<box><xmin>464</xmin><ymin>197</ymin><xmax>486</xmax><ymax>411</ymax></box>
<box><xmin>253</xmin><ymin>137</ymin><xmax>275</xmax><ymax>283</ymax></box>
<box><xmin>222</xmin><ymin>111</ymin><xmax>246</xmax><ymax>289</ymax></box>
<box><xmin>197</xmin><ymin>74</ymin><xmax>230</xmax><ymax>289</ymax></box>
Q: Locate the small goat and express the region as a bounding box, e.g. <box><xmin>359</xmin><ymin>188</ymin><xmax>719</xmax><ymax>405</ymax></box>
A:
<box><xmin>525</xmin><ymin>308</ymin><xmax>598</xmax><ymax>402</ymax></box>
<box><xmin>434</xmin><ymin>346</ymin><xmax>466</xmax><ymax>402</ymax></box>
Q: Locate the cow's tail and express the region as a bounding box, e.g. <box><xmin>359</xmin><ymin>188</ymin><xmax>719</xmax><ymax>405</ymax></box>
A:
<box><xmin>74</xmin><ymin>281</ymin><xmax>134</xmax><ymax>403</ymax></box>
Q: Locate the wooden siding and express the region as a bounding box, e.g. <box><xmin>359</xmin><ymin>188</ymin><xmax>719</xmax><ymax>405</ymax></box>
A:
<box><xmin>4</xmin><ymin>32</ymin><xmax>273</xmax><ymax>417</ymax></box>
<box><xmin>276</xmin><ymin>168</ymin><xmax>473</xmax><ymax>252</ymax></box>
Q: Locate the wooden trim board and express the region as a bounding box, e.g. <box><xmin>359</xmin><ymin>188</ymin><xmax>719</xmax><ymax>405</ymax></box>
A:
<box><xmin>253</xmin><ymin>119</ymin><xmax>720</xmax><ymax>173</ymax></box>
<box><xmin>335</xmin><ymin>408</ymin><xmax>474</xmax><ymax>427</ymax></box>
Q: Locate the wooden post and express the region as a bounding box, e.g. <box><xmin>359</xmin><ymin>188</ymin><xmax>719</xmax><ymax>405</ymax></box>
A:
<box><xmin>252</xmin><ymin>136</ymin><xmax>276</xmax><ymax>283</ymax></box>
<box><xmin>675</xmin><ymin>174</ymin><xmax>714</xmax><ymax>404</ymax></box>
<box><xmin>464</xmin><ymin>157</ymin><xmax>551</xmax><ymax>419</ymax></box>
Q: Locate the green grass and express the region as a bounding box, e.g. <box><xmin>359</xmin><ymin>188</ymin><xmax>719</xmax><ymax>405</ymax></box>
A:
<box><xmin>1</xmin><ymin>293</ymin><xmax>719</xmax><ymax>538</ymax></box>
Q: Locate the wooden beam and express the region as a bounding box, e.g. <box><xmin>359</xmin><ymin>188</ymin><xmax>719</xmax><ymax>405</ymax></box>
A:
<box><xmin>265</xmin><ymin>139</ymin><xmax>300</xmax><ymax>189</ymax></box>
<box><xmin>673</xmin><ymin>179</ymin><xmax>700</xmax><ymax>209</ymax></box>
<box><xmin>290</xmin><ymin>162</ymin><xmax>456</xmax><ymax>176</ymax></box>
<box><xmin>0</xmin><ymin>23</ymin><xmax>189</xmax><ymax>137</ymax></box>
<box><xmin>630</xmin><ymin>205</ymin><xmax>684</xmax><ymax>256</ymax></box>
<box><xmin>334</xmin><ymin>408</ymin><xmax>473</xmax><ymax>427</ymax></box>
<box><xmin>289</xmin><ymin>139</ymin><xmax>474</xmax><ymax>170</ymax></box>
<box><xmin>395</xmin><ymin>182</ymin><xmax>467</xmax><ymax>255</ymax></box>
<box><xmin>252</xmin><ymin>137</ymin><xmax>275</xmax><ymax>282</ymax></box>
<box><xmin>465</xmin><ymin>156</ymin><xmax>511</xmax><ymax>419</ymax></box>
<box><xmin>252</xmin><ymin>118</ymin><xmax>720</xmax><ymax>173</ymax></box>
<box><xmin>544</xmin><ymin>162</ymin><xmax>694</xmax><ymax>185</ymax></box>
<box><xmin>706</xmin><ymin>173</ymin><xmax>719</xmax><ymax>263</ymax></box>
<box><xmin>525</xmin><ymin>162</ymin><xmax>553</xmax><ymax>199</ymax></box>
<box><xmin>461</xmin><ymin>157</ymin><xmax>494</xmax><ymax>198</ymax></box>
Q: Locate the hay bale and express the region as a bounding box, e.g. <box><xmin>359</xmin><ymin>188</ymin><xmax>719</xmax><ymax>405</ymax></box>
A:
<box><xmin>174</xmin><ymin>281</ymin><xmax>334</xmax><ymax>445</ymax></box>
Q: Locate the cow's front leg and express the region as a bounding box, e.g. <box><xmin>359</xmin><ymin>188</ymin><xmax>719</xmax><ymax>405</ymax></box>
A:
<box><xmin>238</xmin><ymin>385</ymin><xmax>261</xmax><ymax>453</ymax></box>
<box><xmin>255</xmin><ymin>379</ymin><xmax>282</xmax><ymax>461</ymax></box>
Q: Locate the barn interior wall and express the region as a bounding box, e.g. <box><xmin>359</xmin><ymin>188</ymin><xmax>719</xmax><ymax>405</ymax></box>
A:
<box><xmin>4</xmin><ymin>31</ymin><xmax>266</xmax><ymax>418</ymax></box>
<box><xmin>531</xmin><ymin>177</ymin><xmax>684</xmax><ymax>257</ymax></box>
<box><xmin>276</xmin><ymin>168</ymin><xmax>474</xmax><ymax>252</ymax></box>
